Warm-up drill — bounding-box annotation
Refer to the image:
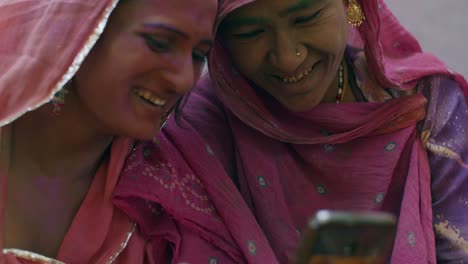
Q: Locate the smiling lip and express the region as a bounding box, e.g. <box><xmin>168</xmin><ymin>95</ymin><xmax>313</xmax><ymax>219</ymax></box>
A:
<box><xmin>279</xmin><ymin>65</ymin><xmax>314</xmax><ymax>84</ymax></box>
<box><xmin>274</xmin><ymin>61</ymin><xmax>319</xmax><ymax>84</ymax></box>
<box><xmin>132</xmin><ymin>87</ymin><xmax>167</xmax><ymax>107</ymax></box>
<box><xmin>266</xmin><ymin>60</ymin><xmax>324</xmax><ymax>97</ymax></box>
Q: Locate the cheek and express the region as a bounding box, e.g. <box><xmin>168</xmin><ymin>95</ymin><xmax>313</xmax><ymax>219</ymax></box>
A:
<box><xmin>332</xmin><ymin>15</ymin><xmax>349</xmax><ymax>50</ymax></box>
<box><xmin>75</xmin><ymin>69</ymin><xmax>123</xmax><ymax>114</ymax></box>
<box><xmin>302</xmin><ymin>14</ymin><xmax>349</xmax><ymax>54</ymax></box>
<box><xmin>79</xmin><ymin>44</ymin><xmax>156</xmax><ymax>95</ymax></box>
<box><xmin>226</xmin><ymin>40</ymin><xmax>266</xmax><ymax>79</ymax></box>
<box><xmin>304</xmin><ymin>26</ymin><xmax>347</xmax><ymax>52</ymax></box>
<box><xmin>76</xmin><ymin>59</ymin><xmax>124</xmax><ymax>100</ymax></box>
<box><xmin>93</xmin><ymin>31</ymin><xmax>155</xmax><ymax>81</ymax></box>
<box><xmin>74</xmin><ymin>51</ymin><xmax>140</xmax><ymax>118</ymax></box>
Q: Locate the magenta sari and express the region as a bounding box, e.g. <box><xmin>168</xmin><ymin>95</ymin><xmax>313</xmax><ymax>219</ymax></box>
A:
<box><xmin>114</xmin><ymin>0</ymin><xmax>468</xmax><ymax>263</ymax></box>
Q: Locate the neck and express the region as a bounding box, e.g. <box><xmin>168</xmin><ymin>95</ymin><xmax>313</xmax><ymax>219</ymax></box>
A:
<box><xmin>11</xmin><ymin>95</ymin><xmax>113</xmax><ymax>181</ymax></box>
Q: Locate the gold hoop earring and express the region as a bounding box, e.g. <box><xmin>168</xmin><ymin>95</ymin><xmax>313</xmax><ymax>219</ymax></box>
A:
<box><xmin>347</xmin><ymin>0</ymin><xmax>365</xmax><ymax>27</ymax></box>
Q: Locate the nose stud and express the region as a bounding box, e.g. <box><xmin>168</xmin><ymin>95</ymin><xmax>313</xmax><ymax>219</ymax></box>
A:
<box><xmin>296</xmin><ymin>48</ymin><xmax>301</xmax><ymax>57</ymax></box>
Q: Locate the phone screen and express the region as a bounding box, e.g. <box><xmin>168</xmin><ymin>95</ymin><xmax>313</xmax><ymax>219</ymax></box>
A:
<box><xmin>310</xmin><ymin>222</ymin><xmax>395</xmax><ymax>257</ymax></box>
<box><xmin>296</xmin><ymin>211</ymin><xmax>396</xmax><ymax>264</ymax></box>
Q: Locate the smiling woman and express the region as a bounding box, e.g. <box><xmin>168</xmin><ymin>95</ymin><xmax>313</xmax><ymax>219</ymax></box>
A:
<box><xmin>219</xmin><ymin>0</ymin><xmax>348</xmax><ymax>111</ymax></box>
<box><xmin>120</xmin><ymin>0</ymin><xmax>468</xmax><ymax>263</ymax></box>
<box><xmin>0</xmin><ymin>0</ymin><xmax>217</xmax><ymax>263</ymax></box>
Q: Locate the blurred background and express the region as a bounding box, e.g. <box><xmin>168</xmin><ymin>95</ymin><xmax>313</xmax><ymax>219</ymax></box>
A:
<box><xmin>387</xmin><ymin>0</ymin><xmax>468</xmax><ymax>78</ymax></box>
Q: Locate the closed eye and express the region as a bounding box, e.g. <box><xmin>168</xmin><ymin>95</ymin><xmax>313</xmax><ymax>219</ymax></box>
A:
<box><xmin>294</xmin><ymin>10</ymin><xmax>322</xmax><ymax>25</ymax></box>
<box><xmin>232</xmin><ymin>29</ymin><xmax>265</xmax><ymax>39</ymax></box>
<box><xmin>140</xmin><ymin>34</ymin><xmax>171</xmax><ymax>53</ymax></box>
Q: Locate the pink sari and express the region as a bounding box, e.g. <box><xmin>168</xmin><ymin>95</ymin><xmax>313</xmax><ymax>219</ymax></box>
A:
<box><xmin>0</xmin><ymin>1</ymin><xmax>145</xmax><ymax>263</ymax></box>
<box><xmin>2</xmin><ymin>137</ymin><xmax>145</xmax><ymax>264</ymax></box>
<box><xmin>114</xmin><ymin>0</ymin><xmax>468</xmax><ymax>263</ymax></box>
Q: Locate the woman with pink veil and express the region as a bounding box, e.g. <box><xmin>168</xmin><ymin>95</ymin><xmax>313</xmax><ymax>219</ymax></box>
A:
<box><xmin>116</xmin><ymin>0</ymin><xmax>468</xmax><ymax>263</ymax></box>
<box><xmin>0</xmin><ymin>0</ymin><xmax>217</xmax><ymax>262</ymax></box>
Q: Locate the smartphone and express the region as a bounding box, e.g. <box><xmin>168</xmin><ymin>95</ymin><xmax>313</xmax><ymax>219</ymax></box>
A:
<box><xmin>295</xmin><ymin>210</ymin><xmax>397</xmax><ymax>264</ymax></box>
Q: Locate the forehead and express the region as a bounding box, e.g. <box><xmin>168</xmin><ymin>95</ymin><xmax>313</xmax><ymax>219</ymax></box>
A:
<box><xmin>123</xmin><ymin>0</ymin><xmax>218</xmax><ymax>34</ymax></box>
<box><xmin>223</xmin><ymin>0</ymin><xmax>323</xmax><ymax>25</ymax></box>
<box><xmin>146</xmin><ymin>0</ymin><xmax>217</xmax><ymax>19</ymax></box>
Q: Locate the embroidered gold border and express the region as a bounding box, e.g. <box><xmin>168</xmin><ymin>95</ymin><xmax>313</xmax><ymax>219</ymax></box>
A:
<box><xmin>2</xmin><ymin>223</ymin><xmax>136</xmax><ymax>263</ymax></box>
<box><xmin>2</xmin><ymin>248</ymin><xmax>65</xmax><ymax>264</ymax></box>
<box><xmin>425</xmin><ymin>141</ymin><xmax>468</xmax><ymax>169</ymax></box>
<box><xmin>106</xmin><ymin>223</ymin><xmax>137</xmax><ymax>264</ymax></box>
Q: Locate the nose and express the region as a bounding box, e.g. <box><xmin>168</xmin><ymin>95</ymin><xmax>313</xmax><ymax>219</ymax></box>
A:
<box><xmin>166</xmin><ymin>53</ymin><xmax>195</xmax><ymax>96</ymax></box>
<box><xmin>268</xmin><ymin>30</ymin><xmax>305</xmax><ymax>74</ymax></box>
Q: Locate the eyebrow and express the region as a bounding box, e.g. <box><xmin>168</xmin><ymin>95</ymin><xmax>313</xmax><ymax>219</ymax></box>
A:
<box><xmin>144</xmin><ymin>23</ymin><xmax>189</xmax><ymax>39</ymax></box>
<box><xmin>143</xmin><ymin>22</ymin><xmax>213</xmax><ymax>47</ymax></box>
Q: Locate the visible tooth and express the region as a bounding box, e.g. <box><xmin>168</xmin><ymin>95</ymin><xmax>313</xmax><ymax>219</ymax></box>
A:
<box><xmin>281</xmin><ymin>65</ymin><xmax>315</xmax><ymax>83</ymax></box>
<box><xmin>134</xmin><ymin>88</ymin><xmax>167</xmax><ymax>106</ymax></box>
<box><xmin>153</xmin><ymin>99</ymin><xmax>164</xmax><ymax>105</ymax></box>
<box><xmin>150</xmin><ymin>97</ymin><xmax>161</xmax><ymax>104</ymax></box>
